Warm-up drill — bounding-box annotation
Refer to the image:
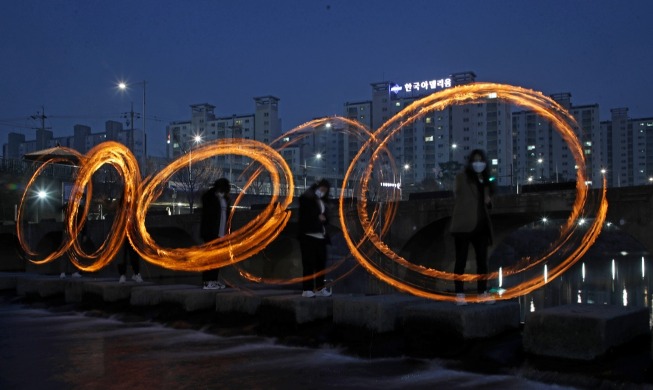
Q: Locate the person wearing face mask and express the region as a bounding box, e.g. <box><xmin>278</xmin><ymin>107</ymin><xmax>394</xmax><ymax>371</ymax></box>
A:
<box><xmin>298</xmin><ymin>179</ymin><xmax>332</xmax><ymax>298</ymax></box>
<box><xmin>200</xmin><ymin>178</ymin><xmax>231</xmax><ymax>289</ymax></box>
<box><xmin>449</xmin><ymin>149</ymin><xmax>495</xmax><ymax>305</ymax></box>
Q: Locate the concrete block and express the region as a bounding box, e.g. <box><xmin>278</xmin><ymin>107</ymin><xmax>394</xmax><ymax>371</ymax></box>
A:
<box><xmin>64</xmin><ymin>278</ymin><xmax>87</xmax><ymax>303</ymax></box>
<box><xmin>130</xmin><ymin>284</ymin><xmax>196</xmax><ymax>306</ymax></box>
<box><xmin>523</xmin><ymin>303</ymin><xmax>650</xmax><ymax>360</ymax></box>
<box><xmin>36</xmin><ymin>277</ymin><xmax>67</xmax><ymax>297</ymax></box>
<box><xmin>260</xmin><ymin>294</ymin><xmax>333</xmax><ymax>324</ymax></box>
<box><xmin>55</xmin><ymin>276</ymin><xmax>114</xmax><ymax>303</ymax></box>
<box><xmin>15</xmin><ymin>274</ymin><xmax>44</xmax><ymax>296</ymax></box>
<box><xmin>83</xmin><ymin>280</ymin><xmax>153</xmax><ymax>302</ymax></box>
<box><xmin>159</xmin><ymin>287</ymin><xmax>222</xmax><ymax>312</ymax></box>
<box><xmin>333</xmin><ymin>294</ymin><xmax>428</xmax><ymax>333</ymax></box>
<box><xmin>0</xmin><ymin>272</ymin><xmax>22</xmax><ymax>291</ymax></box>
<box><xmin>404</xmin><ymin>300</ymin><xmax>521</xmax><ymax>339</ymax></box>
<box><xmin>215</xmin><ymin>289</ymin><xmax>295</xmax><ymax>315</ymax></box>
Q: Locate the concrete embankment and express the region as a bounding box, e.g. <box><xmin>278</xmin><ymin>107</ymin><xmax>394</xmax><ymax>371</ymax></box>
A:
<box><xmin>1</xmin><ymin>272</ymin><xmax>652</xmax><ymax>387</ymax></box>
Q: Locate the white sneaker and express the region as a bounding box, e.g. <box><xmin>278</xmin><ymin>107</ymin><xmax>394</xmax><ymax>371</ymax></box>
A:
<box><xmin>315</xmin><ymin>288</ymin><xmax>332</xmax><ymax>297</ymax></box>
<box><xmin>132</xmin><ymin>274</ymin><xmax>143</xmax><ymax>283</ymax></box>
<box><xmin>119</xmin><ymin>275</ymin><xmax>127</xmax><ymax>284</ymax></box>
<box><xmin>455</xmin><ymin>293</ymin><xmax>467</xmax><ymax>306</ymax></box>
<box><xmin>301</xmin><ymin>290</ymin><xmax>315</xmax><ymax>298</ymax></box>
<box><xmin>216</xmin><ymin>281</ymin><xmax>226</xmax><ymax>289</ymax></box>
<box><xmin>60</xmin><ymin>272</ymin><xmax>66</xmax><ymax>279</ymax></box>
<box><xmin>203</xmin><ymin>281</ymin><xmax>220</xmax><ymax>290</ymax></box>
<box><xmin>71</xmin><ymin>272</ymin><xmax>82</xmax><ymax>278</ymax></box>
<box><xmin>479</xmin><ymin>292</ymin><xmax>496</xmax><ymax>305</ymax></box>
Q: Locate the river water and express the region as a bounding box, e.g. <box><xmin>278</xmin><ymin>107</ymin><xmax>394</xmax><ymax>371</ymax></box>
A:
<box><xmin>0</xmin><ymin>298</ymin><xmax>573</xmax><ymax>390</ymax></box>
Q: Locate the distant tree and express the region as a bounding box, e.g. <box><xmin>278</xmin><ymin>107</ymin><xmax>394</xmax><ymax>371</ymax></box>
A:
<box><xmin>438</xmin><ymin>160</ymin><xmax>463</xmax><ymax>190</ymax></box>
<box><xmin>419</xmin><ymin>176</ymin><xmax>439</xmax><ymax>192</ymax></box>
<box><xmin>173</xmin><ymin>159</ymin><xmax>223</xmax><ymax>213</ymax></box>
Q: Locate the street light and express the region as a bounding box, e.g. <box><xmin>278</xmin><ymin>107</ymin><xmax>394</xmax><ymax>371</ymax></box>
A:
<box><xmin>117</xmin><ymin>80</ymin><xmax>147</xmax><ymax>163</ymax></box>
<box><xmin>188</xmin><ymin>134</ymin><xmax>202</xmax><ymax>214</ymax></box>
<box><xmin>537</xmin><ymin>158</ymin><xmax>544</xmax><ymax>182</ymax></box>
<box><xmin>35</xmin><ymin>189</ymin><xmax>49</xmax><ymax>222</ymax></box>
<box><xmin>315</xmin><ymin>153</ymin><xmax>323</xmax><ymax>177</ymax></box>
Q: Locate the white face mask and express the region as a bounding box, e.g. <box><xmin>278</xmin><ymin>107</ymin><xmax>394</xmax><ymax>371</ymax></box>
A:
<box><xmin>216</xmin><ymin>192</ymin><xmax>225</xmax><ymax>198</ymax></box>
<box><xmin>315</xmin><ymin>189</ymin><xmax>324</xmax><ymax>198</ymax></box>
<box><xmin>472</xmin><ymin>161</ymin><xmax>486</xmax><ymax>173</ymax></box>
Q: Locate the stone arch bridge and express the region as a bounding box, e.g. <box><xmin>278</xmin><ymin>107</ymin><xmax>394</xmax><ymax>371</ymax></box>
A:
<box><xmin>2</xmin><ymin>186</ymin><xmax>651</xmax><ymax>291</ymax></box>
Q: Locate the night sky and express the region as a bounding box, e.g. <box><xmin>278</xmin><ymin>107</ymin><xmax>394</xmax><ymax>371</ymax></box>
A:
<box><xmin>1</xmin><ymin>0</ymin><xmax>652</xmax><ymax>157</ymax></box>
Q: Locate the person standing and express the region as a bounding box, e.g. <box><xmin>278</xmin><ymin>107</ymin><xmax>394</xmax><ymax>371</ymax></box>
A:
<box><xmin>449</xmin><ymin>149</ymin><xmax>495</xmax><ymax>305</ymax></box>
<box><xmin>298</xmin><ymin>179</ymin><xmax>332</xmax><ymax>298</ymax></box>
<box><xmin>200</xmin><ymin>178</ymin><xmax>231</xmax><ymax>289</ymax></box>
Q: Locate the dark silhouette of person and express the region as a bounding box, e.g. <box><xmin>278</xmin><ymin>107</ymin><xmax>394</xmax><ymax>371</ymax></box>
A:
<box><xmin>59</xmin><ymin>201</ymin><xmax>90</xmax><ymax>278</ymax></box>
<box><xmin>118</xmin><ymin>241</ymin><xmax>142</xmax><ymax>283</ymax></box>
<box><xmin>298</xmin><ymin>179</ymin><xmax>332</xmax><ymax>297</ymax></box>
<box><xmin>449</xmin><ymin>149</ymin><xmax>495</xmax><ymax>305</ymax></box>
<box><xmin>200</xmin><ymin>178</ymin><xmax>231</xmax><ymax>289</ymax></box>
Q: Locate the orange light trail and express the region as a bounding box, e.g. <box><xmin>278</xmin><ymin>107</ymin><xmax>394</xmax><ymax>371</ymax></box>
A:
<box><xmin>18</xmin><ymin>83</ymin><xmax>608</xmax><ymax>303</ymax></box>
<box><xmin>17</xmin><ymin>147</ymin><xmax>87</xmax><ymax>264</ymax></box>
<box><xmin>129</xmin><ymin>139</ymin><xmax>294</xmax><ymax>271</ymax></box>
<box><xmin>338</xmin><ymin>83</ymin><xmax>608</xmax><ymax>303</ymax></box>
<box><xmin>230</xmin><ymin>116</ymin><xmax>400</xmax><ymax>286</ymax></box>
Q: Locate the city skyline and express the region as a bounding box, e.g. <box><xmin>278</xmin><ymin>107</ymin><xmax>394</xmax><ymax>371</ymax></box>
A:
<box><xmin>1</xmin><ymin>1</ymin><xmax>652</xmax><ymax>157</ymax></box>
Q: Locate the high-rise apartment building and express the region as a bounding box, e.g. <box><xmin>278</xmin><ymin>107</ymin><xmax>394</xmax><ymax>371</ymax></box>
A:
<box><xmin>601</xmin><ymin>108</ymin><xmax>653</xmax><ymax>187</ymax></box>
<box><xmin>3</xmin><ymin>121</ymin><xmax>145</xmax><ymax>167</ymax></box>
<box><xmin>333</xmin><ymin>72</ymin><xmax>514</xmax><ymax>191</ymax></box>
<box><xmin>512</xmin><ymin>93</ymin><xmax>602</xmax><ymax>188</ymax></box>
<box><xmin>165</xmin><ymin>96</ymin><xmax>281</xmax><ymax>184</ymax></box>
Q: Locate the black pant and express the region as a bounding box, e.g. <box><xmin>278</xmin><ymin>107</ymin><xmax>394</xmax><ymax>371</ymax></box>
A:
<box><xmin>299</xmin><ymin>235</ymin><xmax>327</xmax><ymax>291</ymax></box>
<box><xmin>453</xmin><ymin>232</ymin><xmax>489</xmax><ymax>294</ymax></box>
<box><xmin>118</xmin><ymin>243</ymin><xmax>140</xmax><ymax>276</ymax></box>
<box><xmin>201</xmin><ymin>236</ymin><xmax>220</xmax><ymax>282</ymax></box>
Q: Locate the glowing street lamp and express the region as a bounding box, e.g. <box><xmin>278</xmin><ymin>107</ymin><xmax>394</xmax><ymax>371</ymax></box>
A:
<box><xmin>451</xmin><ymin>143</ymin><xmax>458</xmax><ymax>162</ymax></box>
<box><xmin>315</xmin><ymin>153</ymin><xmax>324</xmax><ymax>177</ymax></box>
<box><xmin>35</xmin><ymin>189</ymin><xmax>49</xmax><ymax>222</ymax></box>
<box><xmin>537</xmin><ymin>158</ymin><xmax>544</xmax><ymax>182</ymax></box>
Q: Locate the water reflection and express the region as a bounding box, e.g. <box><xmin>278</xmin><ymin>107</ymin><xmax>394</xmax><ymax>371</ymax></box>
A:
<box><xmin>490</xmin><ymin>219</ymin><xmax>652</xmax><ymax>322</ymax></box>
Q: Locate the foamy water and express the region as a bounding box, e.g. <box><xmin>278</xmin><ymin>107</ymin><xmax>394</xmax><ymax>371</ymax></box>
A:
<box><xmin>0</xmin><ymin>301</ymin><xmax>574</xmax><ymax>389</ymax></box>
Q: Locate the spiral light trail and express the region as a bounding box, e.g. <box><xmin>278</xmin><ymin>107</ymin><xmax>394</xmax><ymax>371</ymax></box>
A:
<box><xmin>18</xmin><ymin>83</ymin><xmax>607</xmax><ymax>302</ymax></box>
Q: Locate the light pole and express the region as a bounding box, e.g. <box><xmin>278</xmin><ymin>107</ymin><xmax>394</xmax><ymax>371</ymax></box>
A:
<box><xmin>401</xmin><ymin>163</ymin><xmax>410</xmax><ymax>185</ymax></box>
<box><xmin>188</xmin><ymin>134</ymin><xmax>202</xmax><ymax>214</ymax></box>
<box><xmin>451</xmin><ymin>143</ymin><xmax>458</xmax><ymax>162</ymax></box>
<box><xmin>537</xmin><ymin>158</ymin><xmax>544</xmax><ymax>182</ymax></box>
<box><xmin>36</xmin><ymin>189</ymin><xmax>48</xmax><ymax>222</ymax></box>
<box><xmin>315</xmin><ymin>153</ymin><xmax>323</xmax><ymax>178</ymax></box>
<box><xmin>117</xmin><ymin>80</ymin><xmax>147</xmax><ymax>164</ymax></box>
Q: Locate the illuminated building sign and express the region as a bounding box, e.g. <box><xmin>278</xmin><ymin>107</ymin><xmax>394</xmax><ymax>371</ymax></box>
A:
<box><xmin>390</xmin><ymin>77</ymin><xmax>453</xmax><ymax>99</ymax></box>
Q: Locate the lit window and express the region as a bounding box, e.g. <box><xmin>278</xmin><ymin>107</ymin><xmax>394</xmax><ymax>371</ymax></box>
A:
<box><xmin>425</xmin><ymin>136</ymin><xmax>434</xmax><ymax>142</ymax></box>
